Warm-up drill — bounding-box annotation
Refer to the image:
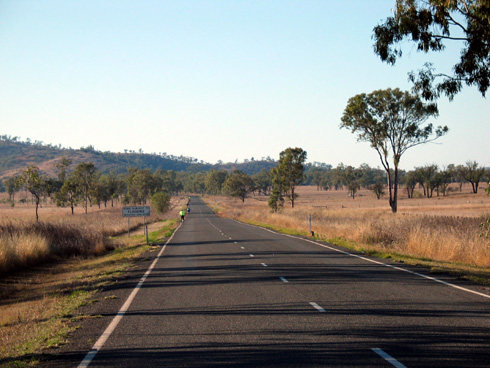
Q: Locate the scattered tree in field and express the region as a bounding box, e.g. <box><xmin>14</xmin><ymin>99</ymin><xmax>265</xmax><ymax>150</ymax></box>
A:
<box><xmin>223</xmin><ymin>170</ymin><xmax>254</xmax><ymax>202</ymax></box>
<box><xmin>268</xmin><ymin>148</ymin><xmax>307</xmax><ymax>211</ymax></box>
<box><xmin>459</xmin><ymin>160</ymin><xmax>486</xmax><ymax>193</ymax></box>
<box><xmin>151</xmin><ymin>191</ymin><xmax>171</xmax><ymax>214</ymax></box>
<box><xmin>54</xmin><ymin>177</ymin><xmax>80</xmax><ymax>214</ymax></box>
<box><xmin>347</xmin><ymin>180</ymin><xmax>361</xmax><ymax>199</ymax></box>
<box><xmin>405</xmin><ymin>170</ymin><xmax>418</xmax><ymax>198</ymax></box>
<box><xmin>341</xmin><ymin>165</ymin><xmax>362</xmax><ymax>199</ymax></box>
<box><xmin>416</xmin><ymin>164</ymin><xmax>439</xmax><ymax>198</ymax></box>
<box><xmin>18</xmin><ymin>166</ymin><xmax>47</xmax><ymax>221</ymax></box>
<box><xmin>369</xmin><ymin>182</ymin><xmax>386</xmax><ymax>199</ymax></box>
<box><xmin>435</xmin><ymin>167</ymin><xmax>452</xmax><ymax>196</ymax></box>
<box><xmin>373</xmin><ymin>0</ymin><xmax>490</xmax><ymax>100</ymax></box>
<box><xmin>341</xmin><ymin>88</ymin><xmax>447</xmax><ymax>213</ymax></box>
<box><xmin>448</xmin><ymin>163</ymin><xmax>465</xmax><ymax>192</ymax></box>
<box><xmin>72</xmin><ymin>162</ymin><xmax>98</xmax><ymax>214</ymax></box>
<box><xmin>4</xmin><ymin>176</ymin><xmax>18</xmax><ymax>202</ymax></box>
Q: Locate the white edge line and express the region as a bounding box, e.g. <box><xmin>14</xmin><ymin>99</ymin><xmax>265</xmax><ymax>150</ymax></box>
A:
<box><xmin>246</xmin><ymin>222</ymin><xmax>490</xmax><ymax>301</ymax></box>
<box><xmin>372</xmin><ymin>348</ymin><xmax>407</xmax><ymax>368</ymax></box>
<box><xmin>78</xmin><ymin>222</ymin><xmax>181</xmax><ymax>368</ymax></box>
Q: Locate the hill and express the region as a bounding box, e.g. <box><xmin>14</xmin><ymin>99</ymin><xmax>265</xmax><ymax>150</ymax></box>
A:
<box><xmin>0</xmin><ymin>136</ymin><xmax>279</xmax><ymax>179</ymax></box>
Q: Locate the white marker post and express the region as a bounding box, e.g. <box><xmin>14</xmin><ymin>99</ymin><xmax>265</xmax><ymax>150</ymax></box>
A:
<box><xmin>122</xmin><ymin>206</ymin><xmax>150</xmax><ymax>243</ymax></box>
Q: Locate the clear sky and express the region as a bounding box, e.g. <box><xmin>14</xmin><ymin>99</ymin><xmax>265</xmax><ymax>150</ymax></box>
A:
<box><xmin>1</xmin><ymin>0</ymin><xmax>488</xmax><ymax>170</ymax></box>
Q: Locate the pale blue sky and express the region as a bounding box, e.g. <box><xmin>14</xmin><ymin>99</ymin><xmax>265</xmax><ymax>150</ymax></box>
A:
<box><xmin>1</xmin><ymin>0</ymin><xmax>488</xmax><ymax>170</ymax></box>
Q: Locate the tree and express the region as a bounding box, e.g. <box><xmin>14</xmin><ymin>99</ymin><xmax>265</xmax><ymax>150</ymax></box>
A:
<box><xmin>341</xmin><ymin>88</ymin><xmax>447</xmax><ymax>213</ymax></box>
<box><xmin>151</xmin><ymin>191</ymin><xmax>171</xmax><ymax>214</ymax></box>
<box><xmin>459</xmin><ymin>160</ymin><xmax>486</xmax><ymax>193</ymax></box>
<box><xmin>405</xmin><ymin>170</ymin><xmax>418</xmax><ymax>198</ymax></box>
<box><xmin>54</xmin><ymin>177</ymin><xmax>80</xmax><ymax>215</ymax></box>
<box><xmin>4</xmin><ymin>176</ymin><xmax>18</xmax><ymax>202</ymax></box>
<box><xmin>54</xmin><ymin>156</ymin><xmax>72</xmax><ymax>184</ymax></box>
<box><xmin>205</xmin><ymin>170</ymin><xmax>228</xmax><ymax>195</ymax></box>
<box><xmin>416</xmin><ymin>164</ymin><xmax>439</xmax><ymax>198</ymax></box>
<box><xmin>373</xmin><ymin>0</ymin><xmax>490</xmax><ymax>100</ymax></box>
<box><xmin>91</xmin><ymin>177</ymin><xmax>110</xmax><ymax>209</ymax></box>
<box><xmin>343</xmin><ymin>166</ymin><xmax>362</xmax><ymax>199</ymax></box>
<box><xmin>253</xmin><ymin>168</ymin><xmax>273</xmax><ymax>195</ymax></box>
<box><xmin>223</xmin><ymin>170</ymin><xmax>254</xmax><ymax>202</ymax></box>
<box><xmin>18</xmin><ymin>166</ymin><xmax>47</xmax><ymax>221</ymax></box>
<box><xmin>126</xmin><ymin>168</ymin><xmax>155</xmax><ymax>205</ymax></box>
<box><xmin>72</xmin><ymin>162</ymin><xmax>98</xmax><ymax>214</ymax></box>
<box><xmin>268</xmin><ymin>148</ymin><xmax>307</xmax><ymax>210</ymax></box>
<box><xmin>369</xmin><ymin>182</ymin><xmax>386</xmax><ymax>200</ymax></box>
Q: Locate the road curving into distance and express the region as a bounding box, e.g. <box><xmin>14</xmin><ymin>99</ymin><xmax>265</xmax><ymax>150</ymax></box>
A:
<box><xmin>46</xmin><ymin>196</ymin><xmax>490</xmax><ymax>367</ymax></box>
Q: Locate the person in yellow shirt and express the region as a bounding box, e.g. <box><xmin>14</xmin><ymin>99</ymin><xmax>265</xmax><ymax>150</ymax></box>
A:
<box><xmin>179</xmin><ymin>209</ymin><xmax>186</xmax><ymax>222</ymax></box>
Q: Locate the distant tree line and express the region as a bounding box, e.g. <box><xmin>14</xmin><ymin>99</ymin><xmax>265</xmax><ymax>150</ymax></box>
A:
<box><xmin>3</xmin><ymin>156</ymin><xmax>489</xmax><ymax>220</ymax></box>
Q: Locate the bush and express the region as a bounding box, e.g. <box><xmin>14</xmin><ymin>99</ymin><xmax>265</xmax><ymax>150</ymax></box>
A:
<box><xmin>151</xmin><ymin>192</ymin><xmax>171</xmax><ymax>214</ymax></box>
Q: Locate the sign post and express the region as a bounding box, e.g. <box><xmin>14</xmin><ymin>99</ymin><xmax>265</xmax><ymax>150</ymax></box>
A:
<box><xmin>123</xmin><ymin>206</ymin><xmax>151</xmax><ymax>243</ymax></box>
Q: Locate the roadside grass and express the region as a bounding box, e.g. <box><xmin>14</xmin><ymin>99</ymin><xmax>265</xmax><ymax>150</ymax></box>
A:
<box><xmin>0</xmin><ymin>219</ymin><xmax>178</xmax><ymax>368</ymax></box>
<box><xmin>203</xmin><ymin>189</ymin><xmax>490</xmax><ymax>286</ymax></box>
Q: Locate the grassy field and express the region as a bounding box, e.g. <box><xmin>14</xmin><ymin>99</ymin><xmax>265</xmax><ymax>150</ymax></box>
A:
<box><xmin>0</xmin><ymin>195</ymin><xmax>186</xmax><ymax>367</ymax></box>
<box><xmin>204</xmin><ymin>184</ymin><xmax>490</xmax><ymax>279</ymax></box>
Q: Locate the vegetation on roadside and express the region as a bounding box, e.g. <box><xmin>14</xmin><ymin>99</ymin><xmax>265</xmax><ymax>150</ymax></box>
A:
<box><xmin>204</xmin><ymin>190</ymin><xmax>490</xmax><ymax>284</ymax></box>
<box><xmin>0</xmin><ymin>219</ymin><xmax>178</xmax><ymax>367</ymax></box>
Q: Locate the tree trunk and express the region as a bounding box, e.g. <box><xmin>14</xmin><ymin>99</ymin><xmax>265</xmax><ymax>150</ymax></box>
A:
<box><xmin>392</xmin><ymin>168</ymin><xmax>398</xmax><ymax>213</ymax></box>
<box><xmin>291</xmin><ymin>185</ymin><xmax>295</xmax><ymax>208</ymax></box>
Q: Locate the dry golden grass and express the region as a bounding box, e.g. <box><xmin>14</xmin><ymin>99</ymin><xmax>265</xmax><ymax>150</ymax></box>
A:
<box><xmin>205</xmin><ymin>184</ymin><xmax>490</xmax><ymax>268</ymax></box>
<box><xmin>0</xmin><ymin>195</ymin><xmax>185</xmax><ymax>274</ymax></box>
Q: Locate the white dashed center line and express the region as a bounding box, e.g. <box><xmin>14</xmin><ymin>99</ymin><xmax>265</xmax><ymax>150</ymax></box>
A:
<box><xmin>261</xmin><ymin>263</ymin><xmax>267</xmax><ymax>267</ymax></box>
<box><xmin>309</xmin><ymin>302</ymin><xmax>326</xmax><ymax>312</ymax></box>
<box><xmin>372</xmin><ymin>348</ymin><xmax>407</xmax><ymax>368</ymax></box>
<box><xmin>279</xmin><ymin>277</ymin><xmax>289</xmax><ymax>283</ymax></box>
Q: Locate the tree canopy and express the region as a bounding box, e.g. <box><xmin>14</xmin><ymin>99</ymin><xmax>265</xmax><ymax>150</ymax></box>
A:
<box><xmin>268</xmin><ymin>148</ymin><xmax>307</xmax><ymax>211</ymax></box>
<box><xmin>373</xmin><ymin>0</ymin><xmax>490</xmax><ymax>100</ymax></box>
<box><xmin>223</xmin><ymin>170</ymin><xmax>254</xmax><ymax>202</ymax></box>
<box><xmin>341</xmin><ymin>88</ymin><xmax>447</xmax><ymax>213</ymax></box>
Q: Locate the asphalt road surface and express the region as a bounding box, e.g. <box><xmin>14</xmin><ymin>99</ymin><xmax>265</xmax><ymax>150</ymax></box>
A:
<box><xmin>51</xmin><ymin>197</ymin><xmax>490</xmax><ymax>367</ymax></box>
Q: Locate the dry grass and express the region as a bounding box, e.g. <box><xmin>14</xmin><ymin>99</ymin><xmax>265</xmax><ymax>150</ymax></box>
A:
<box><xmin>0</xmin><ymin>195</ymin><xmax>186</xmax><ymax>365</ymax></box>
<box><xmin>0</xmin><ymin>195</ymin><xmax>185</xmax><ymax>274</ymax></box>
<box><xmin>205</xmin><ymin>184</ymin><xmax>490</xmax><ymax>268</ymax></box>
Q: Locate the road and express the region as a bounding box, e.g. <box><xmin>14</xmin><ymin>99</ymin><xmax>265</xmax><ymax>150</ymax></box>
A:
<box><xmin>67</xmin><ymin>197</ymin><xmax>490</xmax><ymax>367</ymax></box>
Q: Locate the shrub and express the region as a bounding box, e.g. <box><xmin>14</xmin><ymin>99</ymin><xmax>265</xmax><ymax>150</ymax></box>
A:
<box><xmin>151</xmin><ymin>192</ymin><xmax>171</xmax><ymax>214</ymax></box>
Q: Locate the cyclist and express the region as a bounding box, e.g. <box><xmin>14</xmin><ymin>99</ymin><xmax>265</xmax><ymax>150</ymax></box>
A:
<box><xmin>179</xmin><ymin>209</ymin><xmax>186</xmax><ymax>222</ymax></box>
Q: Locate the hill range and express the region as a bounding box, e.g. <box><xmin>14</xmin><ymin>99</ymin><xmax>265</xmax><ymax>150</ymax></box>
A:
<box><xmin>0</xmin><ymin>137</ymin><xmax>278</xmax><ymax>179</ymax></box>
